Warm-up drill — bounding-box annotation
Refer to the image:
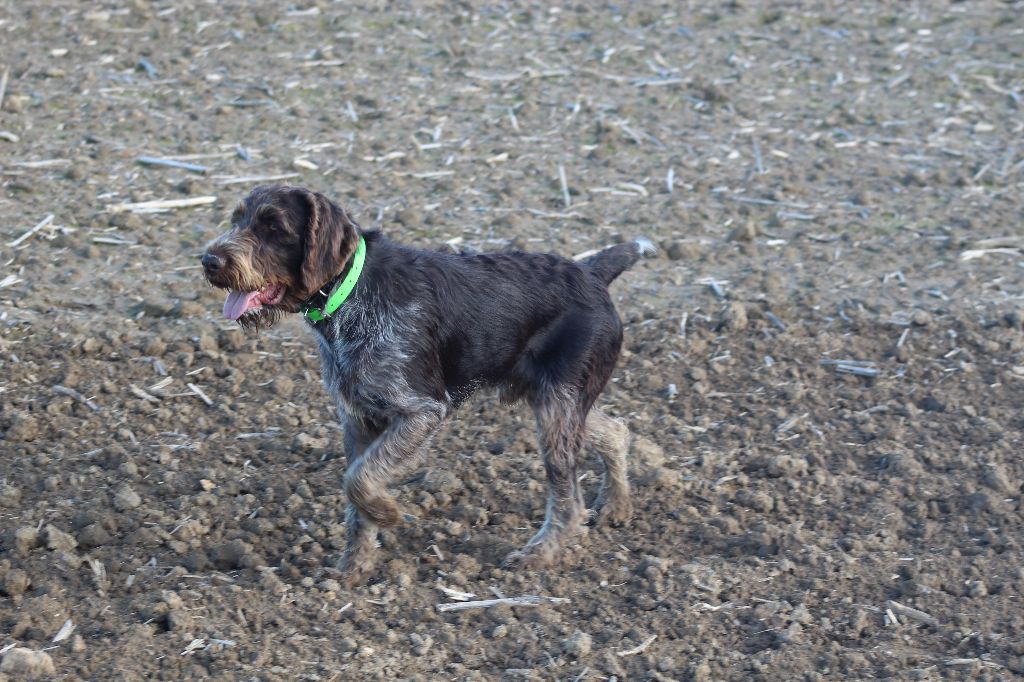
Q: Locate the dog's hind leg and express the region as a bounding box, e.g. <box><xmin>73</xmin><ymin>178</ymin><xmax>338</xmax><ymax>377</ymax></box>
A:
<box><xmin>586</xmin><ymin>408</ymin><xmax>633</xmax><ymax>526</ymax></box>
<box><xmin>504</xmin><ymin>390</ymin><xmax>588</xmax><ymax>569</ymax></box>
<box><xmin>338</xmin><ymin>410</ymin><xmax>443</xmax><ymax>585</ymax></box>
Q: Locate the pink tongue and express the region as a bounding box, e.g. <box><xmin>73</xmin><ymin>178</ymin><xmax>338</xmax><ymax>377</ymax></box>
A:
<box><xmin>223</xmin><ymin>290</ymin><xmax>261</xmax><ymax>320</ymax></box>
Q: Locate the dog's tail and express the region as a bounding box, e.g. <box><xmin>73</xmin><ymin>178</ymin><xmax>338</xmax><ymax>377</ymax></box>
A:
<box><xmin>580</xmin><ymin>238</ymin><xmax>657</xmax><ymax>286</ymax></box>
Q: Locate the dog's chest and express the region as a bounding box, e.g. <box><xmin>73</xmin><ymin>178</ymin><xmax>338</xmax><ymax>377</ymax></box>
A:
<box><xmin>315</xmin><ymin>304</ymin><xmax>418</xmax><ymax>418</ymax></box>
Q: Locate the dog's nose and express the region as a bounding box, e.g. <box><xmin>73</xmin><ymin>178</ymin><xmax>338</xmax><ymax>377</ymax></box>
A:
<box><xmin>202</xmin><ymin>252</ymin><xmax>223</xmax><ymax>275</ymax></box>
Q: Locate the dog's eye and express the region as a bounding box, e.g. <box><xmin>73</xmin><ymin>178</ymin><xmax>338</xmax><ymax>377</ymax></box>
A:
<box><xmin>257</xmin><ymin>218</ymin><xmax>279</xmax><ymax>233</ymax></box>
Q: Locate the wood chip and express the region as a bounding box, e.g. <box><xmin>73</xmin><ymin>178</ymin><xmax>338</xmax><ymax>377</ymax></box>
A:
<box><xmin>186</xmin><ymin>383</ymin><xmax>213</xmax><ymax>406</ymax></box>
<box><xmin>436</xmin><ymin>595</ymin><xmax>570</xmax><ymax>613</ymax></box>
<box><xmin>887</xmin><ymin>600</ymin><xmax>939</xmax><ymax>626</ymax></box>
<box><xmin>438</xmin><ymin>586</ymin><xmax>476</xmax><ymax>601</ymax></box>
<box><xmin>53</xmin><ymin>384</ymin><xmax>100</xmax><ymax>412</ymax></box>
<box><xmin>137</xmin><ymin>156</ymin><xmax>209</xmax><ymax>173</ymax></box>
<box><xmin>129</xmin><ymin>384</ymin><xmax>161</xmax><ymax>403</ymax></box>
<box><xmin>52</xmin><ymin>619</ymin><xmax>75</xmax><ymax>643</ymax></box>
<box><xmin>7</xmin><ymin>214</ymin><xmax>55</xmax><ymax>247</ymax></box>
<box><xmin>617</xmin><ymin>634</ymin><xmax>657</xmax><ymax>657</ymax></box>
<box><xmin>0</xmin><ymin>66</ymin><xmax>8</xmax><ymax>112</ymax></box>
<box><xmin>107</xmin><ymin>196</ymin><xmax>217</xmax><ymax>213</ymax></box>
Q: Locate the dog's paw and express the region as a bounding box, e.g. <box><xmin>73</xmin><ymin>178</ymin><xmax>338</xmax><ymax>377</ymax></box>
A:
<box><xmin>334</xmin><ymin>554</ymin><xmax>376</xmax><ymax>587</ymax></box>
<box><xmin>593</xmin><ymin>498</ymin><xmax>633</xmax><ymax>528</ymax></box>
<box><xmin>502</xmin><ymin>549</ymin><xmax>555</xmax><ymax>571</ymax></box>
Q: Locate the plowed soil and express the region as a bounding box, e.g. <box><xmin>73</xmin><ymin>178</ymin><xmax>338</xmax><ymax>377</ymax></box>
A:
<box><xmin>2</xmin><ymin>2</ymin><xmax>1023</xmax><ymax>680</ymax></box>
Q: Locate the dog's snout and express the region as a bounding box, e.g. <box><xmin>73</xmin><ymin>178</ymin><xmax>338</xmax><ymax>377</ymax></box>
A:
<box><xmin>202</xmin><ymin>252</ymin><xmax>224</xmax><ymax>275</ymax></box>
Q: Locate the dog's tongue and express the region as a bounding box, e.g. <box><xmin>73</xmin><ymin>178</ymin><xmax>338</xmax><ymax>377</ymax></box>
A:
<box><xmin>223</xmin><ymin>290</ymin><xmax>261</xmax><ymax>320</ymax></box>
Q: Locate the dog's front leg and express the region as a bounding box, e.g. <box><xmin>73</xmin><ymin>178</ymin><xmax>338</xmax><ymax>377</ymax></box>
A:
<box><xmin>337</xmin><ymin>410</ymin><xmax>443</xmax><ymax>585</ymax></box>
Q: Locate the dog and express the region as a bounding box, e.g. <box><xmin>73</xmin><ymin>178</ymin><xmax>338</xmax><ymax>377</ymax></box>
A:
<box><xmin>201</xmin><ymin>185</ymin><xmax>652</xmax><ymax>585</ymax></box>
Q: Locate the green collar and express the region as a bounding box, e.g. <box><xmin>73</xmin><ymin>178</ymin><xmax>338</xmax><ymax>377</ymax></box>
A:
<box><xmin>303</xmin><ymin>236</ymin><xmax>366</xmax><ymax>322</ymax></box>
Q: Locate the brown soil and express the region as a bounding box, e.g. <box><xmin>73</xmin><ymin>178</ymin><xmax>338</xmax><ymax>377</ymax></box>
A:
<box><xmin>2</xmin><ymin>1</ymin><xmax>1023</xmax><ymax>680</ymax></box>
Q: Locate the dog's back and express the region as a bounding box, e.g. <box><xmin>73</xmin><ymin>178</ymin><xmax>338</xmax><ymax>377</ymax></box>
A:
<box><xmin>351</xmin><ymin>236</ymin><xmax>649</xmax><ymax>407</ymax></box>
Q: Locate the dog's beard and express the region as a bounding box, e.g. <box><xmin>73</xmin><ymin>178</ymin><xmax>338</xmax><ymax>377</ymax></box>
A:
<box><xmin>235</xmin><ymin>305</ymin><xmax>285</xmax><ymax>331</ymax></box>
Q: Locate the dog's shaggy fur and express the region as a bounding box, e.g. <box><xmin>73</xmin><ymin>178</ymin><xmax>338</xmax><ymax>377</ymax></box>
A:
<box><xmin>202</xmin><ymin>185</ymin><xmax>650</xmax><ymax>584</ymax></box>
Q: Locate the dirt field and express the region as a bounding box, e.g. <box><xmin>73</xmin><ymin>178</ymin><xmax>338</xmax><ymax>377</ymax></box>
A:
<box><xmin>1</xmin><ymin>1</ymin><xmax>1023</xmax><ymax>680</ymax></box>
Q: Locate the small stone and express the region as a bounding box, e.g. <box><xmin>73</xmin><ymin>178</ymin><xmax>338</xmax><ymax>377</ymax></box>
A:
<box><xmin>13</xmin><ymin>526</ymin><xmax>39</xmax><ymax>555</ymax></box>
<box><xmin>736</xmin><ymin>489</ymin><xmax>774</xmax><ymax>513</ymax></box>
<box><xmin>44</xmin><ymin>524</ymin><xmax>78</xmax><ymax>553</ymax></box>
<box><xmin>4</xmin><ymin>413</ymin><xmax>39</xmax><ymax>442</ymax></box>
<box><xmin>210</xmin><ymin>539</ymin><xmax>259</xmax><ymax>570</ymax></box>
<box><xmin>1003</xmin><ymin>308</ymin><xmax>1024</xmax><ymax>330</ymax></box>
<box><xmin>409</xmin><ymin>633</ymin><xmax>433</xmax><ymax>656</ymax></box>
<box><xmin>563</xmin><ymin>630</ymin><xmax>592</xmax><ymax>657</ymax></box>
<box><xmin>196</xmin><ymin>334</ymin><xmax>218</xmax><ymax>352</ymax></box>
<box><xmin>109</xmin><ymin>212</ymin><xmax>142</xmax><ymax>230</ymax></box>
<box><xmin>165</xmin><ymin>610</ymin><xmax>192</xmax><ymax>631</ymax></box>
<box><xmin>113</xmin><ymin>485</ymin><xmax>142</xmax><ymax>510</ymax></box>
<box><xmin>258</xmin><ymin>570</ymin><xmax>287</xmax><ymax>595</ymax></box>
<box><xmin>665</xmin><ymin>240</ymin><xmax>702</xmax><ymax>261</ymax></box>
<box><xmin>292</xmin><ymin>433</ymin><xmax>328</xmax><ymax>451</ymax></box>
<box><xmin>218</xmin><ymin>329</ymin><xmax>246</xmax><ymax>351</ymax></box>
<box><xmin>918</xmin><ymin>396</ymin><xmax>945</xmax><ymax>413</ymax></box>
<box><xmin>421</xmin><ymin>469</ymin><xmax>461</xmax><ymax>495</ymax></box>
<box><xmin>395</xmin><ymin>208</ymin><xmax>422</xmax><ymax>227</ymax></box>
<box><xmin>982</xmin><ymin>465</ymin><xmax>1013</xmax><ymax>494</ymax></box>
<box><xmin>726</xmin><ymin>220</ymin><xmax>758</xmax><ymax>242</ymax></box>
<box><xmin>4</xmin><ymin>94</ymin><xmax>28</xmax><ymax>113</ymax></box>
<box><xmin>767</xmin><ymin>455</ymin><xmax>808</xmax><ymax>478</ymax></box>
<box><xmin>318</xmin><ymin>579</ymin><xmax>341</xmax><ymax>593</ymax></box>
<box><xmin>720</xmin><ymin>302</ymin><xmax>748</xmax><ymax>332</ymax></box>
<box><xmin>910</xmin><ymin>309</ymin><xmax>932</xmax><ymax>327</ymax></box>
<box><xmin>690</xmin><ymin>662</ymin><xmax>712</xmax><ymax>682</ymax></box>
<box><xmin>968</xmin><ymin>580</ymin><xmax>987</xmax><ymax>598</ymax></box>
<box><xmin>657</xmin><ymin>656</ymin><xmax>675</xmax><ymax>672</ymax></box>
<box><xmin>69</xmin><ymin>634</ymin><xmax>87</xmax><ymax>653</ymax></box>
<box><xmin>272</xmin><ymin>376</ymin><xmax>294</xmax><ymax>397</ymax></box>
<box><xmin>1</xmin><ymin>648</ymin><xmax>56</xmax><ymax>679</ymax></box>
<box><xmin>2</xmin><ymin>568</ymin><xmax>30</xmax><ymax>597</ymax></box>
<box><xmin>0</xmin><ymin>484</ymin><xmax>22</xmax><ymax>507</ymax></box>
<box><xmin>779</xmin><ymin>621</ymin><xmax>804</xmax><ymax>644</ymax></box>
<box><xmin>76</xmin><ymin>524</ymin><xmax>112</xmax><ymax>549</ymax></box>
<box><xmin>161</xmin><ymin>591</ymin><xmax>184</xmax><ymax>610</ymax></box>
<box><xmin>177</xmin><ymin>178</ymin><xmax>201</xmax><ymax>195</ymax></box>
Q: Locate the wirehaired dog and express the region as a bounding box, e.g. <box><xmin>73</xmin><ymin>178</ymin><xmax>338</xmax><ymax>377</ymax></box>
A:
<box><xmin>201</xmin><ymin>185</ymin><xmax>652</xmax><ymax>585</ymax></box>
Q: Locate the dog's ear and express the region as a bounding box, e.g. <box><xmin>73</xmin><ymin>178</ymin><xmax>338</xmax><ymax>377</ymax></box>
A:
<box><xmin>299</xmin><ymin>189</ymin><xmax>360</xmax><ymax>292</ymax></box>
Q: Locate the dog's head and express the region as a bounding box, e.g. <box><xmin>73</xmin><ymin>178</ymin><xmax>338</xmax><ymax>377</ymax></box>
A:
<box><xmin>201</xmin><ymin>185</ymin><xmax>360</xmax><ymax>329</ymax></box>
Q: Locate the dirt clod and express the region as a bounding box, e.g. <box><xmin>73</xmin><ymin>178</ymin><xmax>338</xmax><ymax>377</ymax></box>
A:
<box><xmin>563</xmin><ymin>630</ymin><xmax>593</xmax><ymax>658</ymax></box>
<box><xmin>3</xmin><ymin>413</ymin><xmax>39</xmax><ymax>442</ymax></box>
<box><xmin>2</xmin><ymin>569</ymin><xmax>30</xmax><ymax>598</ymax></box>
<box><xmin>0</xmin><ymin>648</ymin><xmax>56</xmax><ymax>679</ymax></box>
<box><xmin>11</xmin><ymin>527</ymin><xmax>38</xmax><ymax>555</ymax></box>
<box><xmin>113</xmin><ymin>486</ymin><xmax>142</xmax><ymax>511</ymax></box>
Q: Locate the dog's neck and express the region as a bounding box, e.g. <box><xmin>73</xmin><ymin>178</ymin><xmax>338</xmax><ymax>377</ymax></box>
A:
<box><xmin>301</xmin><ymin>235</ymin><xmax>367</xmax><ymax>324</ymax></box>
